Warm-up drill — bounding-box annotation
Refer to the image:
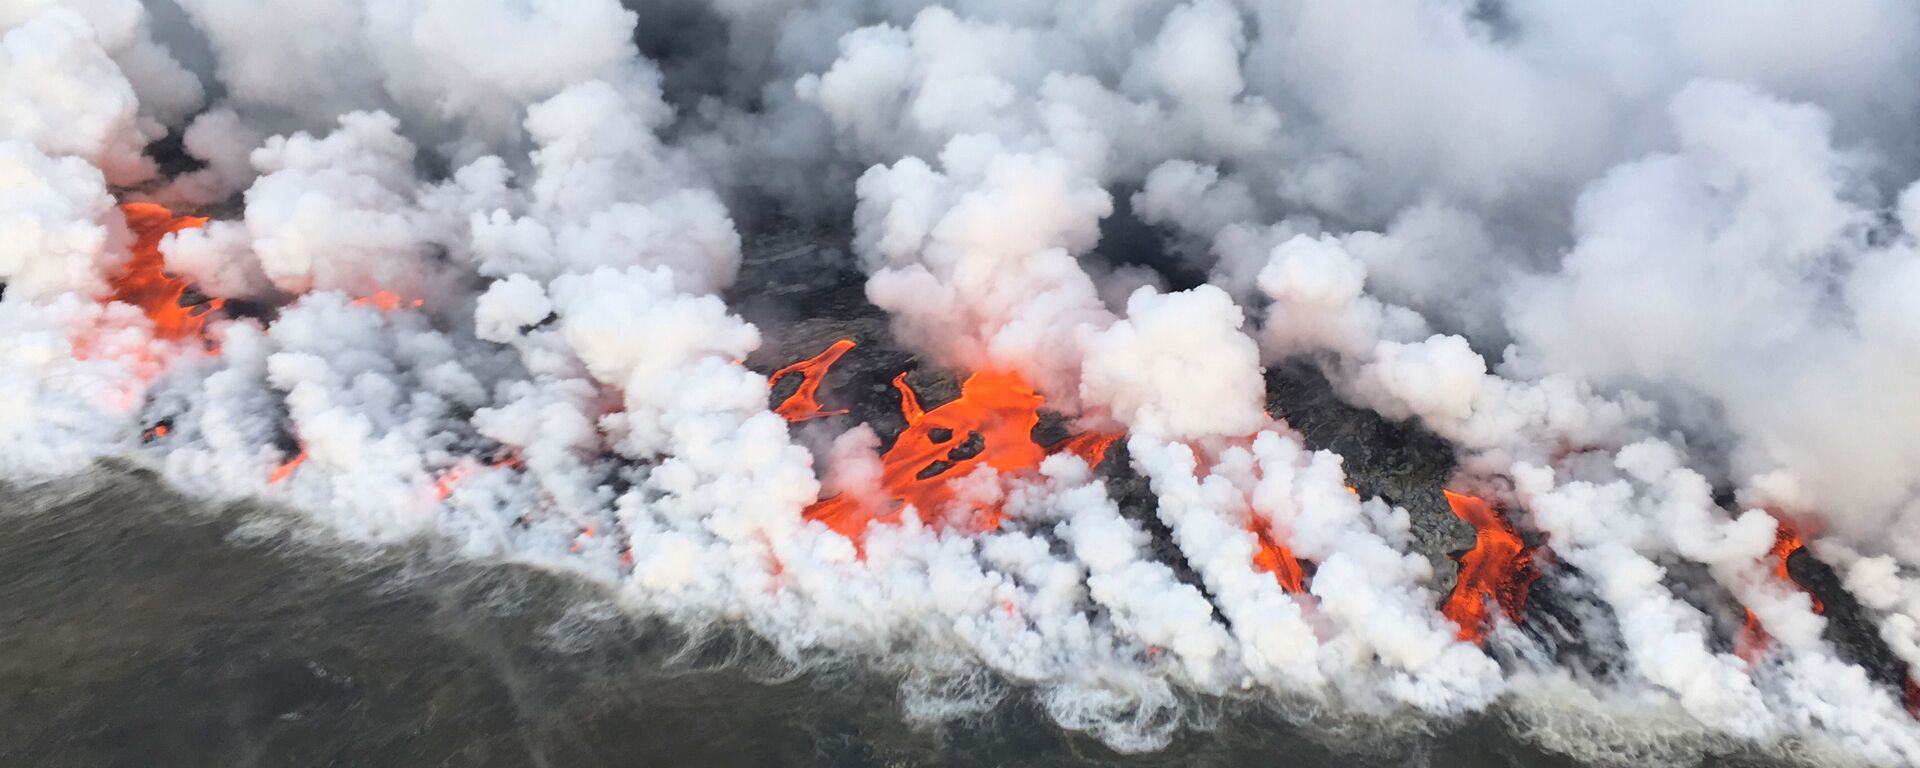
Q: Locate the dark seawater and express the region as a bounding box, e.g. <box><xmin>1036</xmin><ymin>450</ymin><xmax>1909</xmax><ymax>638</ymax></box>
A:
<box><xmin>0</xmin><ymin>469</ymin><xmax>1628</xmax><ymax>767</ymax></box>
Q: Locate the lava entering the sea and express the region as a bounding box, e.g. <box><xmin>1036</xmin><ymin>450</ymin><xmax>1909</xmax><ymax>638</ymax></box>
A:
<box><xmin>1251</xmin><ymin>521</ymin><xmax>1308</xmax><ymax>593</ymax></box>
<box><xmin>769</xmin><ymin>340</ymin><xmax>1122</xmax><ymax>546</ymax></box>
<box><xmin>1440</xmin><ymin>490</ymin><xmax>1540</xmax><ymax>643</ymax></box>
<box><xmin>113</xmin><ymin>203</ymin><xmax>218</xmax><ymax>342</ymax></box>
<box><xmin>1735</xmin><ymin>516</ymin><xmax>1824</xmax><ymax>664</ymax></box>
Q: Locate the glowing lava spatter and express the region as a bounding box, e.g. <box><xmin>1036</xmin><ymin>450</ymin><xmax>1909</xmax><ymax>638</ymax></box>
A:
<box><xmin>769</xmin><ymin>338</ymin><xmax>855</xmax><ymax>421</ymax></box>
<box><xmin>113</xmin><ymin>203</ymin><xmax>217</xmax><ymax>341</ymax></box>
<box><xmin>1441</xmin><ymin>490</ymin><xmax>1540</xmax><ymax>643</ymax></box>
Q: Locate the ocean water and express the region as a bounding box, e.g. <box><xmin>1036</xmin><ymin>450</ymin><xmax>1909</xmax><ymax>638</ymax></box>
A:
<box><xmin>0</xmin><ymin>468</ymin><xmax>1667</xmax><ymax>767</ymax></box>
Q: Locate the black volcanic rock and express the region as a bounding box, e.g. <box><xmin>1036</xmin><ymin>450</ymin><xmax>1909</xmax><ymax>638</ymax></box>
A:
<box><xmin>1786</xmin><ymin>548</ymin><xmax>1915</xmax><ymax>701</ymax></box>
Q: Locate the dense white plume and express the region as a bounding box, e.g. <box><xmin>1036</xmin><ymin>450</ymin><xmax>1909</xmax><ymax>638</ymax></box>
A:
<box><xmin>6</xmin><ymin>0</ymin><xmax>1920</xmax><ymax>763</ymax></box>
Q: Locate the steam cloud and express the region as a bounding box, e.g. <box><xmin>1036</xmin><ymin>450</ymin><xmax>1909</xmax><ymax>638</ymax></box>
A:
<box><xmin>6</xmin><ymin>0</ymin><xmax>1920</xmax><ymax>763</ymax></box>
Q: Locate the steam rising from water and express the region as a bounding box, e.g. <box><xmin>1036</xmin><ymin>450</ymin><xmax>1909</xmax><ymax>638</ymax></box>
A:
<box><xmin>7</xmin><ymin>0</ymin><xmax>1920</xmax><ymax>763</ymax></box>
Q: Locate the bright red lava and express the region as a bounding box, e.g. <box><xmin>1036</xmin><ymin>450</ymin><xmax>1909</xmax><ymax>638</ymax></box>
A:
<box><xmin>1440</xmin><ymin>490</ymin><xmax>1540</xmax><ymax>644</ymax></box>
<box><xmin>1250</xmin><ymin>522</ymin><xmax>1308</xmax><ymax>593</ymax></box>
<box><xmin>804</xmin><ymin>369</ymin><xmax>1046</xmax><ymax>541</ymax></box>
<box><xmin>114</xmin><ymin>203</ymin><xmax>217</xmax><ymax>341</ymax></box>
<box><xmin>1736</xmin><ymin>516</ymin><xmax>1822</xmax><ymax>665</ymax></box>
<box><xmin>768</xmin><ymin>338</ymin><xmax>854</xmax><ymax>421</ymax></box>
<box><xmin>268</xmin><ymin>450</ymin><xmax>307</xmax><ymax>484</ymax></box>
<box><xmin>353</xmin><ymin>291</ymin><xmax>424</xmax><ymax>312</ymax></box>
<box><xmin>1051</xmin><ymin>431</ymin><xmax>1120</xmax><ymax>470</ymax></box>
<box><xmin>770</xmin><ymin>341</ymin><xmax>1123</xmax><ymax>548</ymax></box>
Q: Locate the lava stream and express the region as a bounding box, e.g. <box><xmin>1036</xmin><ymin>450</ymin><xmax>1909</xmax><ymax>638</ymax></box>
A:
<box><xmin>1735</xmin><ymin>516</ymin><xmax>1823</xmax><ymax>664</ymax></box>
<box><xmin>1051</xmin><ymin>431</ymin><xmax>1121</xmax><ymax>470</ymax></box>
<box><xmin>1251</xmin><ymin>523</ymin><xmax>1308</xmax><ymax>593</ymax></box>
<box><xmin>768</xmin><ymin>338</ymin><xmax>854</xmax><ymax>421</ymax></box>
<box><xmin>113</xmin><ymin>203</ymin><xmax>217</xmax><ymax>341</ymax></box>
<box><xmin>769</xmin><ymin>341</ymin><xmax>1122</xmax><ymax>546</ymax></box>
<box><xmin>268</xmin><ymin>450</ymin><xmax>307</xmax><ymax>484</ymax></box>
<box><xmin>804</xmin><ymin>369</ymin><xmax>1045</xmax><ymax>541</ymax></box>
<box><xmin>1440</xmin><ymin>490</ymin><xmax>1540</xmax><ymax>643</ymax></box>
<box><xmin>353</xmin><ymin>291</ymin><xmax>424</xmax><ymax>312</ymax></box>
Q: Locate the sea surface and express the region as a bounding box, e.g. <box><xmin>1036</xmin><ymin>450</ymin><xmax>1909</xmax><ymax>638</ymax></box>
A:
<box><xmin>0</xmin><ymin>468</ymin><xmax>1662</xmax><ymax>767</ymax></box>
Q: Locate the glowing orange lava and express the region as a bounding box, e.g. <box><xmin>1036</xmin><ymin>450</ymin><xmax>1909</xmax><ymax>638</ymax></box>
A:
<box><xmin>268</xmin><ymin>450</ymin><xmax>307</xmax><ymax>484</ymax></box>
<box><xmin>1441</xmin><ymin>490</ymin><xmax>1539</xmax><ymax>643</ymax></box>
<box><xmin>766</xmin><ymin>343</ymin><xmax>1124</xmax><ymax>548</ymax></box>
<box><xmin>804</xmin><ymin>369</ymin><xmax>1047</xmax><ymax>541</ymax></box>
<box><xmin>352</xmin><ymin>291</ymin><xmax>424</xmax><ymax>311</ymax></box>
<box><xmin>114</xmin><ymin>203</ymin><xmax>218</xmax><ymax>341</ymax></box>
<box><xmin>769</xmin><ymin>338</ymin><xmax>854</xmax><ymax>421</ymax></box>
<box><xmin>432</xmin><ymin>463</ymin><xmax>471</xmax><ymax>501</ymax></box>
<box><xmin>1734</xmin><ymin>607</ymin><xmax>1771</xmax><ymax>665</ymax></box>
<box><xmin>431</xmin><ymin>453</ymin><xmax>522</xmax><ymax>501</ymax></box>
<box><xmin>1052</xmin><ymin>430</ymin><xmax>1122</xmax><ymax>470</ymax></box>
<box><xmin>1251</xmin><ymin>522</ymin><xmax>1308</xmax><ymax>593</ymax></box>
<box><xmin>1736</xmin><ymin>516</ymin><xmax>1822</xmax><ymax>664</ymax></box>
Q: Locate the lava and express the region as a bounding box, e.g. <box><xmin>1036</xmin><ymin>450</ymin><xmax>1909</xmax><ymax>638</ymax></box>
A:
<box><xmin>1051</xmin><ymin>430</ymin><xmax>1122</xmax><ymax>470</ymax></box>
<box><xmin>431</xmin><ymin>453</ymin><xmax>523</xmax><ymax>501</ymax></box>
<box><xmin>1250</xmin><ymin>522</ymin><xmax>1308</xmax><ymax>593</ymax></box>
<box><xmin>771</xmin><ymin>342</ymin><xmax>1125</xmax><ymax>547</ymax></box>
<box><xmin>1736</xmin><ymin>516</ymin><xmax>1823</xmax><ymax>664</ymax></box>
<box><xmin>353</xmin><ymin>291</ymin><xmax>424</xmax><ymax>312</ymax></box>
<box><xmin>1766</xmin><ymin>517</ymin><xmax>1820</xmax><ymax>612</ymax></box>
<box><xmin>113</xmin><ymin>203</ymin><xmax>218</xmax><ymax>341</ymax></box>
<box><xmin>432</xmin><ymin>462</ymin><xmax>472</xmax><ymax>501</ymax></box>
<box><xmin>804</xmin><ymin>369</ymin><xmax>1046</xmax><ymax>541</ymax></box>
<box><xmin>769</xmin><ymin>338</ymin><xmax>854</xmax><ymax>421</ymax></box>
<box><xmin>1440</xmin><ymin>490</ymin><xmax>1540</xmax><ymax>643</ymax></box>
<box><xmin>268</xmin><ymin>449</ymin><xmax>307</xmax><ymax>484</ymax></box>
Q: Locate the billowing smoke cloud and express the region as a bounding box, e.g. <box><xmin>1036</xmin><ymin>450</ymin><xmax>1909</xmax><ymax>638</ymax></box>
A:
<box><xmin>7</xmin><ymin>0</ymin><xmax>1920</xmax><ymax>763</ymax></box>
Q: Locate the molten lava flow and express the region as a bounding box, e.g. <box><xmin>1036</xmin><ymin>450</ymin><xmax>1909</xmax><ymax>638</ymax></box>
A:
<box><xmin>268</xmin><ymin>450</ymin><xmax>307</xmax><ymax>484</ymax></box>
<box><xmin>113</xmin><ymin>203</ymin><xmax>218</xmax><ymax>340</ymax></box>
<box><xmin>1052</xmin><ymin>431</ymin><xmax>1122</xmax><ymax>470</ymax></box>
<box><xmin>431</xmin><ymin>453</ymin><xmax>523</xmax><ymax>501</ymax></box>
<box><xmin>353</xmin><ymin>291</ymin><xmax>424</xmax><ymax>311</ymax></box>
<box><xmin>769</xmin><ymin>338</ymin><xmax>854</xmax><ymax>421</ymax></box>
<box><xmin>432</xmin><ymin>463</ymin><xmax>471</xmax><ymax>501</ymax></box>
<box><xmin>1250</xmin><ymin>522</ymin><xmax>1308</xmax><ymax>593</ymax></box>
<box><xmin>1441</xmin><ymin>490</ymin><xmax>1540</xmax><ymax>643</ymax></box>
<box><xmin>1734</xmin><ymin>608</ymin><xmax>1772</xmax><ymax>665</ymax></box>
<box><xmin>805</xmin><ymin>369</ymin><xmax>1046</xmax><ymax>540</ymax></box>
<box><xmin>1736</xmin><ymin>516</ymin><xmax>1823</xmax><ymax>664</ymax></box>
<box><xmin>1767</xmin><ymin>517</ymin><xmax>1820</xmax><ymax>612</ymax></box>
<box><xmin>767</xmin><ymin>344</ymin><xmax>1124</xmax><ymax>547</ymax></box>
